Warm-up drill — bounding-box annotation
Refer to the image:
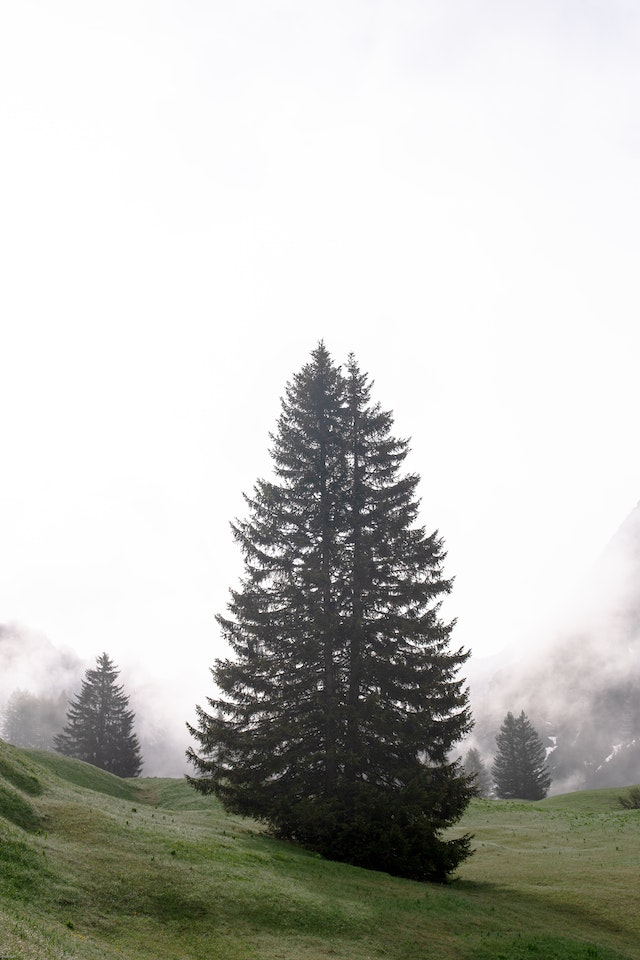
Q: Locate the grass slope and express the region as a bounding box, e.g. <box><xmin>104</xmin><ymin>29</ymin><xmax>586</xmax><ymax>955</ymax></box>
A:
<box><xmin>0</xmin><ymin>738</ymin><xmax>638</xmax><ymax>960</ymax></box>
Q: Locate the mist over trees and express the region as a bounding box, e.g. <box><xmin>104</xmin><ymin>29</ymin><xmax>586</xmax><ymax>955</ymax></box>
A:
<box><xmin>462</xmin><ymin>747</ymin><xmax>492</xmax><ymax>798</ymax></box>
<box><xmin>470</xmin><ymin>502</ymin><xmax>640</xmax><ymax>793</ymax></box>
<box><xmin>0</xmin><ymin>626</ymin><xmax>189</xmax><ymax>776</ymax></box>
<box><xmin>0</xmin><ymin>624</ymin><xmax>80</xmax><ymax>754</ymax></box>
<box><xmin>492</xmin><ymin>711</ymin><xmax>551</xmax><ymax>800</ymax></box>
<box><xmin>188</xmin><ymin>344</ymin><xmax>473</xmax><ymax>882</ymax></box>
<box><xmin>0</xmin><ymin>690</ymin><xmax>68</xmax><ymax>751</ymax></box>
<box><xmin>54</xmin><ymin>653</ymin><xmax>143</xmax><ymax>777</ymax></box>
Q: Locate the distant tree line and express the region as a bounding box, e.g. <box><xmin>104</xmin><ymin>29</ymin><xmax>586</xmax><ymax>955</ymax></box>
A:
<box><xmin>1</xmin><ymin>689</ymin><xmax>68</xmax><ymax>751</ymax></box>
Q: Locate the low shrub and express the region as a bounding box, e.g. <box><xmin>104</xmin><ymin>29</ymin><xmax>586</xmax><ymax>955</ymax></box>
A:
<box><xmin>617</xmin><ymin>786</ymin><xmax>640</xmax><ymax>810</ymax></box>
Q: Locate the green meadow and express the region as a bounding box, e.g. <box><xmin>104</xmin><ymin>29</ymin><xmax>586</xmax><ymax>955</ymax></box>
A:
<box><xmin>0</xmin><ymin>738</ymin><xmax>638</xmax><ymax>960</ymax></box>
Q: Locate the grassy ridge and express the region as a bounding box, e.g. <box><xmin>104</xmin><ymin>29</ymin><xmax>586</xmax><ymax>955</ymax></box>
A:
<box><xmin>0</xmin><ymin>738</ymin><xmax>638</xmax><ymax>959</ymax></box>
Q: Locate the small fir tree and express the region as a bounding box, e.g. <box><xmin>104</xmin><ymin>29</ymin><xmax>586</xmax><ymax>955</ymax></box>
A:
<box><xmin>187</xmin><ymin>344</ymin><xmax>474</xmax><ymax>882</ymax></box>
<box><xmin>54</xmin><ymin>653</ymin><xmax>142</xmax><ymax>777</ymax></box>
<box><xmin>492</xmin><ymin>711</ymin><xmax>551</xmax><ymax>800</ymax></box>
<box><xmin>463</xmin><ymin>747</ymin><xmax>492</xmax><ymax>798</ymax></box>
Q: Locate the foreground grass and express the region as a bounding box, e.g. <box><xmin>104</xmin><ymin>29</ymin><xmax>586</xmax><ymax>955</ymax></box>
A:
<box><xmin>0</xmin><ymin>740</ymin><xmax>638</xmax><ymax>959</ymax></box>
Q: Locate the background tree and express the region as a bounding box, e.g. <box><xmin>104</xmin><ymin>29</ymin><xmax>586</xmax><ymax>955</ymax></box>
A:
<box><xmin>492</xmin><ymin>711</ymin><xmax>551</xmax><ymax>800</ymax></box>
<box><xmin>188</xmin><ymin>344</ymin><xmax>473</xmax><ymax>882</ymax></box>
<box><xmin>54</xmin><ymin>653</ymin><xmax>142</xmax><ymax>777</ymax></box>
<box><xmin>462</xmin><ymin>746</ymin><xmax>493</xmax><ymax>798</ymax></box>
<box><xmin>1</xmin><ymin>689</ymin><xmax>68</xmax><ymax>751</ymax></box>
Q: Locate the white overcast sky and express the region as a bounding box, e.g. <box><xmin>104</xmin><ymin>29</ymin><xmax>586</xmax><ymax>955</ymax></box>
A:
<box><xmin>2</xmin><ymin>0</ymin><xmax>640</xmax><ymax>705</ymax></box>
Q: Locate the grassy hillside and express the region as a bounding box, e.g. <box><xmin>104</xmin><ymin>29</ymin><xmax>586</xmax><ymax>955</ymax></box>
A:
<box><xmin>0</xmin><ymin>738</ymin><xmax>638</xmax><ymax>960</ymax></box>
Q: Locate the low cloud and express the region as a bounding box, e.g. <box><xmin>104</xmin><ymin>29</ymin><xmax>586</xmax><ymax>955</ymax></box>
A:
<box><xmin>469</xmin><ymin>503</ymin><xmax>640</xmax><ymax>793</ymax></box>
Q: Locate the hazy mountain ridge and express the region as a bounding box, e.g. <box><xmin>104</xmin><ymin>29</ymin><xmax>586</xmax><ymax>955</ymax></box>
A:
<box><xmin>470</xmin><ymin>502</ymin><xmax>640</xmax><ymax>793</ymax></box>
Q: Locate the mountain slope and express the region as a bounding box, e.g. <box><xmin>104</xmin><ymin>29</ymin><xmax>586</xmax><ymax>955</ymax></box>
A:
<box><xmin>1</xmin><ymin>738</ymin><xmax>639</xmax><ymax>959</ymax></box>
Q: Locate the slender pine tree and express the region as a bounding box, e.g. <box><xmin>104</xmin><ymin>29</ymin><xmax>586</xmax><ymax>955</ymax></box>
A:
<box><xmin>492</xmin><ymin>711</ymin><xmax>551</xmax><ymax>800</ymax></box>
<box><xmin>54</xmin><ymin>653</ymin><xmax>142</xmax><ymax>777</ymax></box>
<box><xmin>187</xmin><ymin>344</ymin><xmax>473</xmax><ymax>881</ymax></box>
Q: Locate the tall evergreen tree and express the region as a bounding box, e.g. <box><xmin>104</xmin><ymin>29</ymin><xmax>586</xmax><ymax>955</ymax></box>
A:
<box><xmin>187</xmin><ymin>344</ymin><xmax>473</xmax><ymax>881</ymax></box>
<box><xmin>492</xmin><ymin>711</ymin><xmax>551</xmax><ymax>800</ymax></box>
<box><xmin>54</xmin><ymin>653</ymin><xmax>142</xmax><ymax>777</ymax></box>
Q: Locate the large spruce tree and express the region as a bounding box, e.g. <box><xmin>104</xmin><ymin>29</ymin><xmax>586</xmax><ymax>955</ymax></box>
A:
<box><xmin>54</xmin><ymin>653</ymin><xmax>142</xmax><ymax>777</ymax></box>
<box><xmin>188</xmin><ymin>344</ymin><xmax>473</xmax><ymax>881</ymax></box>
<box><xmin>492</xmin><ymin>711</ymin><xmax>551</xmax><ymax>800</ymax></box>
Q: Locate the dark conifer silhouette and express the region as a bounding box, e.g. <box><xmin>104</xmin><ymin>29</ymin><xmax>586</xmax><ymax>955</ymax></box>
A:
<box><xmin>492</xmin><ymin>710</ymin><xmax>550</xmax><ymax>800</ymax></box>
<box><xmin>188</xmin><ymin>344</ymin><xmax>473</xmax><ymax>881</ymax></box>
<box><xmin>54</xmin><ymin>653</ymin><xmax>142</xmax><ymax>777</ymax></box>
